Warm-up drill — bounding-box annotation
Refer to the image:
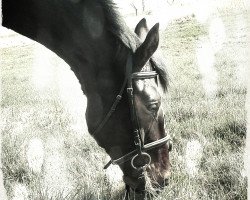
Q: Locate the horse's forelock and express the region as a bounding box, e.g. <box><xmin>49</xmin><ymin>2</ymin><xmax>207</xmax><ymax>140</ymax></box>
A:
<box><xmin>151</xmin><ymin>57</ymin><xmax>169</xmax><ymax>92</ymax></box>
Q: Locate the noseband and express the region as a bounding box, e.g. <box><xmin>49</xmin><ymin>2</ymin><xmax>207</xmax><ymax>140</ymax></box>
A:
<box><xmin>92</xmin><ymin>53</ymin><xmax>172</xmax><ymax>171</ymax></box>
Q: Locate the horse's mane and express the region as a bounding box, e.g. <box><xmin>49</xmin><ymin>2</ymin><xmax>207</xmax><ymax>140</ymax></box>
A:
<box><xmin>98</xmin><ymin>0</ymin><xmax>169</xmax><ymax>91</ymax></box>
<box><xmin>98</xmin><ymin>0</ymin><xmax>139</xmax><ymax>51</ymax></box>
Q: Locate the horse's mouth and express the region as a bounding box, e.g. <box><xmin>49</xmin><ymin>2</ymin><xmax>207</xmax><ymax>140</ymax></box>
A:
<box><xmin>124</xmin><ymin>176</ymin><xmax>170</xmax><ymax>200</ymax></box>
<box><xmin>123</xmin><ymin>168</ymin><xmax>170</xmax><ymax>197</ymax></box>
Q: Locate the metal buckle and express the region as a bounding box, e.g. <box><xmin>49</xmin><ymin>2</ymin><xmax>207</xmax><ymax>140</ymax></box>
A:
<box><xmin>133</xmin><ymin>130</ymin><xmax>141</xmax><ymax>146</ymax></box>
<box><xmin>131</xmin><ymin>152</ymin><xmax>151</xmax><ymax>170</ymax></box>
<box><xmin>116</xmin><ymin>95</ymin><xmax>122</xmax><ymax>100</ymax></box>
<box><xmin>127</xmin><ymin>87</ymin><xmax>133</xmax><ymax>95</ymax></box>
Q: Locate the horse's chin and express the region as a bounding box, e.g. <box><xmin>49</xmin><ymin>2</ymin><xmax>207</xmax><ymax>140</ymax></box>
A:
<box><xmin>123</xmin><ymin>169</ymin><xmax>170</xmax><ymax>196</ymax></box>
<box><xmin>123</xmin><ymin>175</ymin><xmax>146</xmax><ymax>191</ymax></box>
<box><xmin>124</xmin><ymin>175</ymin><xmax>168</xmax><ymax>200</ymax></box>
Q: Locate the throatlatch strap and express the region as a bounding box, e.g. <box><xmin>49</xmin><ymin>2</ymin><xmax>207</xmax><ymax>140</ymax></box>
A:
<box><xmin>92</xmin><ymin>54</ymin><xmax>133</xmax><ymax>136</ymax></box>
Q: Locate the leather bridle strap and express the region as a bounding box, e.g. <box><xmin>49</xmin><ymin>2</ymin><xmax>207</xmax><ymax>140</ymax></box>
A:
<box><xmin>126</xmin><ymin>55</ymin><xmax>143</xmax><ymax>156</ymax></box>
<box><xmin>92</xmin><ymin>53</ymin><xmax>134</xmax><ymax>136</ymax></box>
<box><xmin>92</xmin><ymin>67</ymin><xmax>129</xmax><ymax>136</ymax></box>
<box><xmin>104</xmin><ymin>134</ymin><xmax>171</xmax><ymax>169</ymax></box>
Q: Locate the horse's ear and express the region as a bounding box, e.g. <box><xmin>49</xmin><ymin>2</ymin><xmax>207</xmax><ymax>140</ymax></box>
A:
<box><xmin>135</xmin><ymin>18</ymin><xmax>149</xmax><ymax>41</ymax></box>
<box><xmin>133</xmin><ymin>23</ymin><xmax>159</xmax><ymax>72</ymax></box>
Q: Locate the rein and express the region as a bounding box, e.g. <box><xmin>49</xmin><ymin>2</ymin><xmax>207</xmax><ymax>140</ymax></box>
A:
<box><xmin>92</xmin><ymin>52</ymin><xmax>172</xmax><ymax>173</ymax></box>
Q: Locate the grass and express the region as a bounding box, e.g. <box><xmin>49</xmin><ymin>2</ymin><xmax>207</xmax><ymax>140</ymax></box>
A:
<box><xmin>0</xmin><ymin>6</ymin><xmax>248</xmax><ymax>200</ymax></box>
<box><xmin>160</xmin><ymin>10</ymin><xmax>247</xmax><ymax>200</ymax></box>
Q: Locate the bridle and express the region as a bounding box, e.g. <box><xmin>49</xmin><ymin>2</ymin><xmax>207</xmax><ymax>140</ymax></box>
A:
<box><xmin>92</xmin><ymin>52</ymin><xmax>172</xmax><ymax>188</ymax></box>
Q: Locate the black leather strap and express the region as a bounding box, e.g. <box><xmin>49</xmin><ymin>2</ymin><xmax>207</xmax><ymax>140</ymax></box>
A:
<box><xmin>92</xmin><ymin>54</ymin><xmax>132</xmax><ymax>136</ymax></box>
<box><xmin>104</xmin><ymin>135</ymin><xmax>171</xmax><ymax>169</ymax></box>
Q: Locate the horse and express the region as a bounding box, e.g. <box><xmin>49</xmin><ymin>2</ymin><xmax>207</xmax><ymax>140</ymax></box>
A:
<box><xmin>2</xmin><ymin>0</ymin><xmax>172</xmax><ymax>198</ymax></box>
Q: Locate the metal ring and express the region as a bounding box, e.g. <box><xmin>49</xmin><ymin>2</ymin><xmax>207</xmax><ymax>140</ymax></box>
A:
<box><xmin>131</xmin><ymin>152</ymin><xmax>151</xmax><ymax>170</ymax></box>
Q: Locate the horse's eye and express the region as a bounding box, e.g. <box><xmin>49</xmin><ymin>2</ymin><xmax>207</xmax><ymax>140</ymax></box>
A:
<box><xmin>147</xmin><ymin>102</ymin><xmax>159</xmax><ymax>113</ymax></box>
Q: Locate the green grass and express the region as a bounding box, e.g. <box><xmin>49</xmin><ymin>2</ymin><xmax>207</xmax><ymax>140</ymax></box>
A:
<box><xmin>1</xmin><ymin>9</ymin><xmax>248</xmax><ymax>200</ymax></box>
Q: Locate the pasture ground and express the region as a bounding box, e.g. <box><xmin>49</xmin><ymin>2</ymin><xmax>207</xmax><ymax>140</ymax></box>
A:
<box><xmin>0</xmin><ymin>2</ymin><xmax>249</xmax><ymax>200</ymax></box>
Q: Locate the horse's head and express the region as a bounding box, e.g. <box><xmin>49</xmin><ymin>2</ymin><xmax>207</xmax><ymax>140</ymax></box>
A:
<box><xmin>91</xmin><ymin>18</ymin><xmax>172</xmax><ymax>197</ymax></box>
<box><xmin>118</xmin><ymin>19</ymin><xmax>172</xmax><ymax>196</ymax></box>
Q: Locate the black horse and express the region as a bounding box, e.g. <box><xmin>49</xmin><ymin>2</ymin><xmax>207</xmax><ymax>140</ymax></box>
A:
<box><xmin>2</xmin><ymin>0</ymin><xmax>172</xmax><ymax>198</ymax></box>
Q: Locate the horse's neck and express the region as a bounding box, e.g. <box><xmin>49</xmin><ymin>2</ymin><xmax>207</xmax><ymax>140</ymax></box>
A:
<box><xmin>3</xmin><ymin>0</ymin><xmax>122</xmax><ymax>87</ymax></box>
<box><xmin>2</xmin><ymin>0</ymin><xmax>129</xmax><ymax>133</ymax></box>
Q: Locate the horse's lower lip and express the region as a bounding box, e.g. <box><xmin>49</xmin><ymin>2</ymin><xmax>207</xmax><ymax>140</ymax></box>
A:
<box><xmin>132</xmin><ymin>188</ymin><xmax>163</xmax><ymax>197</ymax></box>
